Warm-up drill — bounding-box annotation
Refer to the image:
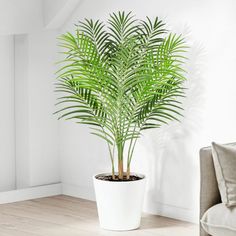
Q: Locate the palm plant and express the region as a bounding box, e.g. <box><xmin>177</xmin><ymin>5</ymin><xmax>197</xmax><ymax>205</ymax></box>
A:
<box><xmin>55</xmin><ymin>11</ymin><xmax>187</xmax><ymax>180</ymax></box>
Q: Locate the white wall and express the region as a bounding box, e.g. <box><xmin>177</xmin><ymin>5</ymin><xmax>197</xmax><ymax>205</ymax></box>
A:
<box><xmin>0</xmin><ymin>0</ymin><xmax>43</xmax><ymax>35</ymax></box>
<box><xmin>58</xmin><ymin>0</ymin><xmax>236</xmax><ymax>222</ymax></box>
<box><xmin>14</xmin><ymin>31</ymin><xmax>61</xmax><ymax>188</ymax></box>
<box><xmin>27</xmin><ymin>31</ymin><xmax>61</xmax><ymax>186</ymax></box>
<box><xmin>0</xmin><ymin>36</ymin><xmax>15</xmax><ymax>191</ymax></box>
<box><xmin>15</xmin><ymin>35</ymin><xmax>30</xmax><ymax>189</ymax></box>
<box><xmin>0</xmin><ymin>0</ymin><xmax>80</xmax><ymax>35</ymax></box>
<box><xmin>0</xmin><ymin>0</ymin><xmax>78</xmax><ymax>191</ymax></box>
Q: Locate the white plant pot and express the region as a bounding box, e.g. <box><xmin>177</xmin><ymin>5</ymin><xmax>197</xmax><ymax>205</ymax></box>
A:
<box><xmin>93</xmin><ymin>173</ymin><xmax>146</xmax><ymax>231</ymax></box>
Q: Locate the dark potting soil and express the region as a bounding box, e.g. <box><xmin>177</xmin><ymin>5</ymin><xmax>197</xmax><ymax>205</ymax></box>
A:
<box><xmin>95</xmin><ymin>174</ymin><xmax>143</xmax><ymax>182</ymax></box>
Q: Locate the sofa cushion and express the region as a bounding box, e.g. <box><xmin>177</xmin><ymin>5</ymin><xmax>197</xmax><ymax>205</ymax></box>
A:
<box><xmin>201</xmin><ymin>203</ymin><xmax>236</xmax><ymax>236</ymax></box>
<box><xmin>211</xmin><ymin>142</ymin><xmax>236</xmax><ymax>206</ymax></box>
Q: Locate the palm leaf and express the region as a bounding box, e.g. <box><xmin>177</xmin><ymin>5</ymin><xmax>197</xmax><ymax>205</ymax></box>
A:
<box><xmin>55</xmin><ymin>11</ymin><xmax>188</xmax><ymax>179</ymax></box>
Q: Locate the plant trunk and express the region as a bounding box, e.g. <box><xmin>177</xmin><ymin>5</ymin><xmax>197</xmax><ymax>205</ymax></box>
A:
<box><xmin>126</xmin><ymin>164</ymin><xmax>130</xmax><ymax>180</ymax></box>
<box><xmin>117</xmin><ymin>143</ymin><xmax>124</xmax><ymax>180</ymax></box>
<box><xmin>112</xmin><ymin>165</ymin><xmax>115</xmax><ymax>180</ymax></box>
<box><xmin>118</xmin><ymin>160</ymin><xmax>123</xmax><ymax>179</ymax></box>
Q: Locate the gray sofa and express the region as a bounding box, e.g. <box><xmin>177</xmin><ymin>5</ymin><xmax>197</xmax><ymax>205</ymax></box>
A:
<box><xmin>199</xmin><ymin>145</ymin><xmax>221</xmax><ymax>236</ymax></box>
<box><xmin>200</xmin><ymin>143</ymin><xmax>236</xmax><ymax>236</ymax></box>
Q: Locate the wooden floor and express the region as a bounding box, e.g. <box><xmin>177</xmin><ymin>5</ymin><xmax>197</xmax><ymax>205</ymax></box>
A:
<box><xmin>0</xmin><ymin>195</ymin><xmax>198</xmax><ymax>236</ymax></box>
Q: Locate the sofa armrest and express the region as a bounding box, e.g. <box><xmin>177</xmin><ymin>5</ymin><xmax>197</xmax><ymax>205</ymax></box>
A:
<box><xmin>199</xmin><ymin>146</ymin><xmax>221</xmax><ymax>236</ymax></box>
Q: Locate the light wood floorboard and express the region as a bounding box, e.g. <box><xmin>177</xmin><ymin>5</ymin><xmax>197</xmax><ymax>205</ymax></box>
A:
<box><xmin>0</xmin><ymin>195</ymin><xmax>198</xmax><ymax>236</ymax></box>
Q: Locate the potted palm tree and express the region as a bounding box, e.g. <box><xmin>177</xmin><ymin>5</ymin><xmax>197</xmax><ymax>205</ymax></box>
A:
<box><xmin>55</xmin><ymin>11</ymin><xmax>187</xmax><ymax>231</ymax></box>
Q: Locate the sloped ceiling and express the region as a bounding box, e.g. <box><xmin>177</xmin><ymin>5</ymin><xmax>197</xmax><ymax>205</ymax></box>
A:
<box><xmin>0</xmin><ymin>0</ymin><xmax>80</xmax><ymax>35</ymax></box>
<box><xmin>43</xmin><ymin>0</ymin><xmax>80</xmax><ymax>29</ymax></box>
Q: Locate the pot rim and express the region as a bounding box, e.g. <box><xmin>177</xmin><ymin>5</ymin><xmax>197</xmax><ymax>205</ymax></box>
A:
<box><xmin>93</xmin><ymin>172</ymin><xmax>146</xmax><ymax>183</ymax></box>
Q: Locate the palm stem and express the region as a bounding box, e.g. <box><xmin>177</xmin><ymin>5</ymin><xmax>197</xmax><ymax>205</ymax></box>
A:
<box><xmin>126</xmin><ymin>163</ymin><xmax>130</xmax><ymax>180</ymax></box>
<box><xmin>117</xmin><ymin>143</ymin><xmax>124</xmax><ymax>179</ymax></box>
<box><xmin>128</xmin><ymin>137</ymin><xmax>138</xmax><ymax>165</ymax></box>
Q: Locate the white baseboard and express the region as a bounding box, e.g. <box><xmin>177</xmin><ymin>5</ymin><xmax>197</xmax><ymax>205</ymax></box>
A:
<box><xmin>0</xmin><ymin>183</ymin><xmax>62</xmax><ymax>204</ymax></box>
<box><xmin>144</xmin><ymin>201</ymin><xmax>198</xmax><ymax>223</ymax></box>
<box><xmin>61</xmin><ymin>183</ymin><xmax>198</xmax><ymax>223</ymax></box>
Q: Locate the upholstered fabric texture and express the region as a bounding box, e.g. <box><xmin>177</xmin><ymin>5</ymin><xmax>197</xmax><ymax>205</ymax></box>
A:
<box><xmin>211</xmin><ymin>142</ymin><xmax>236</xmax><ymax>207</ymax></box>
<box><xmin>199</xmin><ymin>146</ymin><xmax>221</xmax><ymax>236</ymax></box>
<box><xmin>201</xmin><ymin>203</ymin><xmax>236</xmax><ymax>236</ymax></box>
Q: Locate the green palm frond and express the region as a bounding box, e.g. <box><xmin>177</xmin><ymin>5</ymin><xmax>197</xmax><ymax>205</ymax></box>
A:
<box><xmin>55</xmin><ymin>11</ymin><xmax>188</xmax><ymax>180</ymax></box>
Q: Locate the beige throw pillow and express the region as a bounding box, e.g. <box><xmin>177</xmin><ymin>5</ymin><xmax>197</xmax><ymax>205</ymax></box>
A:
<box><xmin>211</xmin><ymin>142</ymin><xmax>236</xmax><ymax>207</ymax></box>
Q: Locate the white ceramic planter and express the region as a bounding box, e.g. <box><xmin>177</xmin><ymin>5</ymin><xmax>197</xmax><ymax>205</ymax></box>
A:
<box><xmin>93</xmin><ymin>173</ymin><xmax>146</xmax><ymax>231</ymax></box>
